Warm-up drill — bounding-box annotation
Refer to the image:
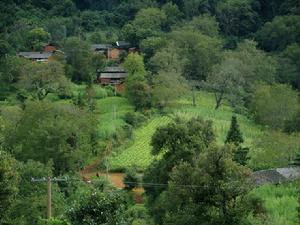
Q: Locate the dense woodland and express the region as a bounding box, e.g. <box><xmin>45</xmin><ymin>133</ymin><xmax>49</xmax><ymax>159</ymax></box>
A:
<box><xmin>0</xmin><ymin>0</ymin><xmax>300</xmax><ymax>225</ymax></box>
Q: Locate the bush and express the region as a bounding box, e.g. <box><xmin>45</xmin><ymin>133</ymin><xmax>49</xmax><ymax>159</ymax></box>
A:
<box><xmin>124</xmin><ymin>166</ymin><xmax>141</xmax><ymax>190</ymax></box>
<box><xmin>124</xmin><ymin>112</ymin><xmax>147</xmax><ymax>128</ymax></box>
<box><xmin>93</xmin><ymin>86</ymin><xmax>108</xmax><ymax>99</ymax></box>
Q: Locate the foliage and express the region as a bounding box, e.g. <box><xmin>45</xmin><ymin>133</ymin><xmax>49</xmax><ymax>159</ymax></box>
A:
<box><xmin>26</xmin><ymin>27</ymin><xmax>50</xmax><ymax>51</ymax></box>
<box><xmin>158</xmin><ymin>145</ymin><xmax>259</xmax><ymax>225</ymax></box>
<box><xmin>124</xmin><ymin>166</ymin><xmax>141</xmax><ymax>190</ymax></box>
<box><xmin>252</xmin><ymin>182</ymin><xmax>300</xmax><ymax>225</ymax></box>
<box><xmin>124</xmin><ymin>112</ymin><xmax>147</xmax><ymax>128</ymax></box>
<box><xmin>6</xmin><ymin>160</ymin><xmax>66</xmax><ymax>225</ymax></box>
<box><xmin>250</xmin><ymin>83</ymin><xmax>299</xmax><ymax>129</ymax></box>
<box><xmin>0</xmin><ymin>150</ymin><xmax>20</xmax><ymax>223</ymax></box>
<box><xmin>63</xmin><ymin>37</ymin><xmax>93</xmax><ymax>83</ymax></box>
<box><xmin>17</xmin><ymin>61</ymin><xmax>71</xmax><ymax>100</ymax></box>
<box><xmin>2</xmin><ymin>101</ymin><xmax>96</xmax><ymax>175</ymax></box>
<box><xmin>151</xmin><ymin>71</ymin><xmax>188</xmax><ymax>109</ymax></box>
<box><xmin>225</xmin><ymin>115</ymin><xmax>244</xmax><ymax>145</ymax></box>
<box><xmin>216</xmin><ymin>0</ymin><xmax>260</xmax><ymax>37</ymax></box>
<box><xmin>121</xmin><ymin>7</ymin><xmax>166</xmax><ymax>45</ymax></box>
<box><xmin>249</xmin><ymin>131</ymin><xmax>300</xmax><ymax>170</ymax></box>
<box><xmin>68</xmin><ymin>190</ymin><xmax>131</xmax><ymax>225</ymax></box>
<box><xmin>124</xmin><ymin>54</ymin><xmax>151</xmax><ymax>111</ymax></box>
<box><xmin>256</xmin><ymin>15</ymin><xmax>300</xmax><ymax>51</ymax></box>
<box><xmin>277</xmin><ymin>43</ymin><xmax>300</xmax><ymax>91</ymax></box>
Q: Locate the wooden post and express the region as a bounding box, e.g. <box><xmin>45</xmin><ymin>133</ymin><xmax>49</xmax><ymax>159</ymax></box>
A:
<box><xmin>47</xmin><ymin>177</ymin><xmax>52</xmax><ymax>219</ymax></box>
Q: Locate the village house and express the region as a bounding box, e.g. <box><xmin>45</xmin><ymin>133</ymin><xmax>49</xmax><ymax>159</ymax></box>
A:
<box><xmin>92</xmin><ymin>41</ymin><xmax>137</xmax><ymax>60</ymax></box>
<box><xmin>97</xmin><ymin>66</ymin><xmax>128</xmax><ymax>92</ymax></box>
<box><xmin>18</xmin><ymin>52</ymin><xmax>53</xmax><ymax>62</ymax></box>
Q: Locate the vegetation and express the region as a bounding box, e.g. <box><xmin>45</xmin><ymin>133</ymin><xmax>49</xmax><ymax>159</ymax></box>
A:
<box><xmin>0</xmin><ymin>0</ymin><xmax>299</xmax><ymax>224</ymax></box>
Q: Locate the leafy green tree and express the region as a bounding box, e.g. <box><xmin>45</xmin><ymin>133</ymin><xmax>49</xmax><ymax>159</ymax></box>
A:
<box><xmin>144</xmin><ymin>117</ymin><xmax>215</xmax><ymax>201</ymax></box>
<box><xmin>185</xmin><ymin>14</ymin><xmax>220</xmax><ymax>37</ymax></box>
<box><xmin>171</xmin><ymin>29</ymin><xmax>222</xmax><ymax>81</ymax></box>
<box><xmin>277</xmin><ymin>43</ymin><xmax>300</xmax><ymax>91</ymax></box>
<box><xmin>250</xmin><ymin>83</ymin><xmax>299</xmax><ymax>129</ymax></box>
<box><xmin>225</xmin><ymin>115</ymin><xmax>249</xmax><ymax>166</ymax></box>
<box><xmin>0</xmin><ymin>150</ymin><xmax>20</xmax><ymax>223</ymax></box>
<box><xmin>17</xmin><ymin>61</ymin><xmax>71</xmax><ymax>100</ymax></box>
<box><xmin>249</xmin><ymin>131</ymin><xmax>300</xmax><ymax>170</ymax></box>
<box><xmin>206</xmin><ymin>57</ymin><xmax>245</xmax><ymax>110</ymax></box>
<box><xmin>206</xmin><ymin>40</ymin><xmax>277</xmax><ymax>109</ymax></box>
<box><xmin>5</xmin><ymin>160</ymin><xmax>67</xmax><ymax>225</ymax></box>
<box><xmin>216</xmin><ymin>0</ymin><xmax>260</xmax><ymax>37</ymax></box>
<box><xmin>152</xmin><ymin>71</ymin><xmax>188</xmax><ymax>109</ymax></box>
<box><xmin>149</xmin><ymin>42</ymin><xmax>185</xmax><ymax>74</ymax></box>
<box><xmin>68</xmin><ymin>190</ymin><xmax>131</xmax><ymax>225</ymax></box>
<box><xmin>161</xmin><ymin>2</ymin><xmax>183</xmax><ymax>30</ymax></box>
<box><xmin>124</xmin><ymin>166</ymin><xmax>141</xmax><ymax>190</ymax></box>
<box><xmin>225</xmin><ymin>115</ymin><xmax>244</xmax><ymax>145</ymax></box>
<box><xmin>26</xmin><ymin>27</ymin><xmax>50</xmax><ymax>50</ymax></box>
<box><xmin>140</xmin><ymin>36</ymin><xmax>167</xmax><ymax>62</ymax></box>
<box><xmin>2</xmin><ymin>101</ymin><xmax>96</xmax><ymax>175</ymax></box>
<box><xmin>123</xmin><ymin>54</ymin><xmax>151</xmax><ymax>111</ymax></box>
<box><xmin>284</xmin><ymin>110</ymin><xmax>300</xmax><ymax>133</ymax></box>
<box><xmin>64</xmin><ymin>37</ymin><xmax>93</xmax><ymax>82</ymax></box>
<box><xmin>121</xmin><ymin>8</ymin><xmax>166</xmax><ymax>45</ymax></box>
<box><xmin>159</xmin><ymin>145</ymin><xmax>261</xmax><ymax>225</ymax></box>
<box><xmin>44</xmin><ymin>17</ymin><xmax>68</xmax><ymax>45</ymax></box>
<box><xmin>256</xmin><ymin>15</ymin><xmax>300</xmax><ymax>51</ymax></box>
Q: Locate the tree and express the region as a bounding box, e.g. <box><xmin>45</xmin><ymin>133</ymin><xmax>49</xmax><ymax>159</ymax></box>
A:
<box><xmin>277</xmin><ymin>44</ymin><xmax>300</xmax><ymax>91</ymax></box>
<box><xmin>161</xmin><ymin>2</ymin><xmax>183</xmax><ymax>30</ymax></box>
<box><xmin>64</xmin><ymin>37</ymin><xmax>93</xmax><ymax>82</ymax></box>
<box><xmin>185</xmin><ymin>14</ymin><xmax>220</xmax><ymax>37</ymax></box>
<box><xmin>249</xmin><ymin>131</ymin><xmax>300</xmax><ymax>170</ymax></box>
<box><xmin>225</xmin><ymin>115</ymin><xmax>244</xmax><ymax>145</ymax></box>
<box><xmin>256</xmin><ymin>15</ymin><xmax>300</xmax><ymax>51</ymax></box>
<box><xmin>225</xmin><ymin>115</ymin><xmax>249</xmax><ymax>166</ymax></box>
<box><xmin>159</xmin><ymin>145</ymin><xmax>261</xmax><ymax>225</ymax></box>
<box><xmin>206</xmin><ymin>57</ymin><xmax>245</xmax><ymax>110</ymax></box>
<box><xmin>250</xmin><ymin>83</ymin><xmax>299</xmax><ymax>129</ymax></box>
<box><xmin>124</xmin><ymin>166</ymin><xmax>141</xmax><ymax>190</ymax></box>
<box><xmin>144</xmin><ymin>117</ymin><xmax>215</xmax><ymax>202</ymax></box>
<box><xmin>123</xmin><ymin>54</ymin><xmax>151</xmax><ymax>111</ymax></box>
<box><xmin>121</xmin><ymin>8</ymin><xmax>166</xmax><ymax>45</ymax></box>
<box><xmin>0</xmin><ymin>150</ymin><xmax>20</xmax><ymax>223</ymax></box>
<box><xmin>206</xmin><ymin>40</ymin><xmax>277</xmax><ymax>110</ymax></box>
<box><xmin>26</xmin><ymin>27</ymin><xmax>50</xmax><ymax>51</ymax></box>
<box><xmin>5</xmin><ymin>160</ymin><xmax>67</xmax><ymax>225</ymax></box>
<box><xmin>17</xmin><ymin>61</ymin><xmax>71</xmax><ymax>100</ymax></box>
<box><xmin>216</xmin><ymin>0</ymin><xmax>260</xmax><ymax>37</ymax></box>
<box><xmin>2</xmin><ymin>101</ymin><xmax>96</xmax><ymax>175</ymax></box>
<box><xmin>171</xmin><ymin>29</ymin><xmax>222</xmax><ymax>81</ymax></box>
<box><xmin>68</xmin><ymin>190</ymin><xmax>131</xmax><ymax>225</ymax></box>
<box><xmin>152</xmin><ymin>71</ymin><xmax>188</xmax><ymax>109</ymax></box>
<box><xmin>149</xmin><ymin>42</ymin><xmax>185</xmax><ymax>74</ymax></box>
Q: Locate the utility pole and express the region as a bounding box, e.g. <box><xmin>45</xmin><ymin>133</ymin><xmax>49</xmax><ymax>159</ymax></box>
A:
<box><xmin>31</xmin><ymin>177</ymin><xmax>67</xmax><ymax>220</ymax></box>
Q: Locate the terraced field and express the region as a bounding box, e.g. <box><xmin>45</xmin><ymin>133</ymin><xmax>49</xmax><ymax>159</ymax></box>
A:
<box><xmin>108</xmin><ymin>116</ymin><xmax>172</xmax><ymax>170</ymax></box>
<box><xmin>108</xmin><ymin>91</ymin><xmax>263</xmax><ymax>171</ymax></box>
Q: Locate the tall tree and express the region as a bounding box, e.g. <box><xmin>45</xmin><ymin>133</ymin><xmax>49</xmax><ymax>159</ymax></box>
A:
<box><xmin>123</xmin><ymin>53</ymin><xmax>151</xmax><ymax>111</ymax></box>
<box><xmin>225</xmin><ymin>115</ymin><xmax>244</xmax><ymax>145</ymax></box>
<box><xmin>0</xmin><ymin>151</ymin><xmax>20</xmax><ymax>223</ymax></box>
<box><xmin>64</xmin><ymin>37</ymin><xmax>93</xmax><ymax>82</ymax></box>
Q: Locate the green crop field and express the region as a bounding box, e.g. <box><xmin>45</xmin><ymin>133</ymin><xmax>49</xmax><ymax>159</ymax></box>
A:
<box><xmin>108</xmin><ymin>116</ymin><xmax>172</xmax><ymax>171</ymax></box>
<box><xmin>108</xmin><ymin>91</ymin><xmax>264</xmax><ymax>171</ymax></box>
<box><xmin>252</xmin><ymin>181</ymin><xmax>300</xmax><ymax>225</ymax></box>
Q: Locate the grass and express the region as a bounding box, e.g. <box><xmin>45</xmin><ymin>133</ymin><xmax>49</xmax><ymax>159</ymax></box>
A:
<box><xmin>108</xmin><ymin>91</ymin><xmax>263</xmax><ymax>171</ymax></box>
<box><xmin>252</xmin><ymin>181</ymin><xmax>299</xmax><ymax>225</ymax></box>
<box><xmin>95</xmin><ymin>96</ymin><xmax>134</xmax><ymax>139</ymax></box>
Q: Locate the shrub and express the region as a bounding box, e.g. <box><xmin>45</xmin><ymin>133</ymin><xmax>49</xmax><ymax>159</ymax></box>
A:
<box><xmin>124</xmin><ymin>112</ymin><xmax>147</xmax><ymax>128</ymax></box>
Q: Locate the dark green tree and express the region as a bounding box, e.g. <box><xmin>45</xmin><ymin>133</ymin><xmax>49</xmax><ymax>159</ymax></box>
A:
<box><xmin>0</xmin><ymin>150</ymin><xmax>20</xmax><ymax>223</ymax></box>
<box><xmin>225</xmin><ymin>115</ymin><xmax>244</xmax><ymax>145</ymax></box>
<box><xmin>68</xmin><ymin>190</ymin><xmax>131</xmax><ymax>225</ymax></box>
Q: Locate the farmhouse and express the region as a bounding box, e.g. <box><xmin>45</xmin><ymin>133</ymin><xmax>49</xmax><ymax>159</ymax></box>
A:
<box><xmin>18</xmin><ymin>52</ymin><xmax>53</xmax><ymax>62</ymax></box>
<box><xmin>97</xmin><ymin>66</ymin><xmax>128</xmax><ymax>91</ymax></box>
